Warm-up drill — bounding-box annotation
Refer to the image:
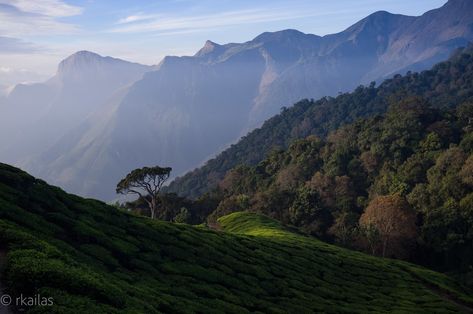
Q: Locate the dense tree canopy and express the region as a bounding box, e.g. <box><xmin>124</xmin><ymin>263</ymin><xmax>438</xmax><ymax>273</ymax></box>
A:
<box><xmin>200</xmin><ymin>99</ymin><xmax>473</xmax><ymax>276</ymax></box>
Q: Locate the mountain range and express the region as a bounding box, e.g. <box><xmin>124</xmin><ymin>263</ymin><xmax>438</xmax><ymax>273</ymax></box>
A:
<box><xmin>0</xmin><ymin>0</ymin><xmax>472</xmax><ymax>200</ymax></box>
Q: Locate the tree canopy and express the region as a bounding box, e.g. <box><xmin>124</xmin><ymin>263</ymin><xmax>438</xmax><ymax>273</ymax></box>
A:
<box><xmin>117</xmin><ymin>166</ymin><xmax>172</xmax><ymax>219</ymax></box>
<box><xmin>359</xmin><ymin>195</ymin><xmax>417</xmax><ymax>258</ymax></box>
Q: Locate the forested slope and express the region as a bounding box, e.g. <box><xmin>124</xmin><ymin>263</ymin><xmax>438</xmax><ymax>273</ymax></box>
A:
<box><xmin>212</xmin><ymin>98</ymin><xmax>473</xmax><ymax>273</ymax></box>
<box><xmin>166</xmin><ymin>45</ymin><xmax>473</xmax><ymax>199</ymax></box>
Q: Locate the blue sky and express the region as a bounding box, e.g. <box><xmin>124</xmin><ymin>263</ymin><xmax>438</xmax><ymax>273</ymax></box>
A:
<box><xmin>0</xmin><ymin>0</ymin><xmax>447</xmax><ymax>86</ymax></box>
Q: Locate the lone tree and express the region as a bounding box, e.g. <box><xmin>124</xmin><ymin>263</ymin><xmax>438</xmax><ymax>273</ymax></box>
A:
<box><xmin>116</xmin><ymin>166</ymin><xmax>172</xmax><ymax>219</ymax></box>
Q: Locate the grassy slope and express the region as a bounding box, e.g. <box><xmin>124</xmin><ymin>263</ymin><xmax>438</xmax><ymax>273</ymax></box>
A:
<box><xmin>0</xmin><ymin>163</ymin><xmax>472</xmax><ymax>313</ymax></box>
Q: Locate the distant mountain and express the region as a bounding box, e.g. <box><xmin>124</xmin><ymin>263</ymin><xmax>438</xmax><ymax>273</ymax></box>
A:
<box><xmin>2</xmin><ymin>0</ymin><xmax>473</xmax><ymax>200</ymax></box>
<box><xmin>166</xmin><ymin>44</ymin><xmax>473</xmax><ymax>199</ymax></box>
<box><xmin>247</xmin><ymin>0</ymin><xmax>473</xmax><ymax>125</ymax></box>
<box><xmin>0</xmin><ymin>51</ymin><xmax>152</xmax><ymax>164</ymax></box>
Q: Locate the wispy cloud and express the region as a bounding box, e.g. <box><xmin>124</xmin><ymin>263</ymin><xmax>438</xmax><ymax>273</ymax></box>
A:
<box><xmin>0</xmin><ymin>0</ymin><xmax>82</xmax><ymax>17</ymax></box>
<box><xmin>0</xmin><ymin>1</ymin><xmax>82</xmax><ymax>36</ymax></box>
<box><xmin>117</xmin><ymin>13</ymin><xmax>161</xmax><ymax>24</ymax></box>
<box><xmin>109</xmin><ymin>8</ymin><xmax>325</xmax><ymax>35</ymax></box>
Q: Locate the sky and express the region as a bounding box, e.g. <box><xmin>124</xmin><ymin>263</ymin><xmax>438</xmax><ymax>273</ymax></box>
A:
<box><xmin>0</xmin><ymin>0</ymin><xmax>448</xmax><ymax>87</ymax></box>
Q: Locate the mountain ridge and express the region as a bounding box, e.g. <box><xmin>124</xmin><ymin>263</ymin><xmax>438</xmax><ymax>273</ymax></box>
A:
<box><xmin>165</xmin><ymin>44</ymin><xmax>473</xmax><ymax>199</ymax></box>
<box><xmin>2</xmin><ymin>0</ymin><xmax>473</xmax><ymax>200</ymax></box>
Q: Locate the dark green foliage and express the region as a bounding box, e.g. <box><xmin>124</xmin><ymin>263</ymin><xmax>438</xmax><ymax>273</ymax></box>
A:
<box><xmin>116</xmin><ymin>166</ymin><xmax>172</xmax><ymax>195</ymax></box>
<box><xmin>213</xmin><ymin>98</ymin><xmax>473</xmax><ymax>274</ymax></box>
<box><xmin>173</xmin><ymin>207</ymin><xmax>190</xmax><ymax>223</ymax></box>
<box><xmin>289</xmin><ymin>186</ymin><xmax>330</xmax><ymax>236</ymax></box>
<box><xmin>0</xmin><ymin>164</ymin><xmax>472</xmax><ymax>312</ymax></box>
<box><xmin>165</xmin><ymin>45</ymin><xmax>473</xmax><ymax>199</ymax></box>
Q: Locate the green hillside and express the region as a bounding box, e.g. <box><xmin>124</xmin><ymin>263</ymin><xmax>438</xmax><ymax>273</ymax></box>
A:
<box><xmin>157</xmin><ymin>45</ymin><xmax>473</xmax><ymax>276</ymax></box>
<box><xmin>211</xmin><ymin>98</ymin><xmax>473</xmax><ymax>273</ymax></box>
<box><xmin>0</xmin><ymin>163</ymin><xmax>472</xmax><ymax>313</ymax></box>
<box><xmin>165</xmin><ymin>45</ymin><xmax>473</xmax><ymax>199</ymax></box>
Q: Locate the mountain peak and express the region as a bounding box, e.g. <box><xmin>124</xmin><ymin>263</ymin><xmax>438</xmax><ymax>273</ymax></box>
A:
<box><xmin>58</xmin><ymin>50</ymin><xmax>105</xmax><ymax>73</ymax></box>
<box><xmin>342</xmin><ymin>9</ymin><xmax>412</xmax><ymax>38</ymax></box>
<box><xmin>71</xmin><ymin>50</ymin><xmax>101</xmax><ymax>57</ymax></box>
<box><xmin>57</xmin><ymin>51</ymin><xmax>135</xmax><ymax>77</ymax></box>
<box><xmin>368</xmin><ymin>10</ymin><xmax>392</xmax><ymax>18</ymax></box>
<box><xmin>360</xmin><ymin>10</ymin><xmax>402</xmax><ymax>23</ymax></box>
<box><xmin>62</xmin><ymin>50</ymin><xmax>104</xmax><ymax>63</ymax></box>
<box><xmin>253</xmin><ymin>29</ymin><xmax>308</xmax><ymax>43</ymax></box>
<box><xmin>195</xmin><ymin>40</ymin><xmax>222</xmax><ymax>57</ymax></box>
<box><xmin>204</xmin><ymin>40</ymin><xmax>219</xmax><ymax>47</ymax></box>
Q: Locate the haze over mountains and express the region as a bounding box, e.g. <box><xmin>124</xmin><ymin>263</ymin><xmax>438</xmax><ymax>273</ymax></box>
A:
<box><xmin>0</xmin><ymin>51</ymin><xmax>152</xmax><ymax>162</ymax></box>
<box><xmin>0</xmin><ymin>0</ymin><xmax>472</xmax><ymax>200</ymax></box>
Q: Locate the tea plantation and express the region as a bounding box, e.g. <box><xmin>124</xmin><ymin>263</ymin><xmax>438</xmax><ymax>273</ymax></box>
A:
<box><xmin>0</xmin><ymin>163</ymin><xmax>471</xmax><ymax>313</ymax></box>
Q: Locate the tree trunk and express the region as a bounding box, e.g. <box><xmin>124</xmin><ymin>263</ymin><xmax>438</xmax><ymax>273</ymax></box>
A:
<box><xmin>382</xmin><ymin>237</ymin><xmax>388</xmax><ymax>258</ymax></box>
<box><xmin>150</xmin><ymin>196</ymin><xmax>157</xmax><ymax>219</ymax></box>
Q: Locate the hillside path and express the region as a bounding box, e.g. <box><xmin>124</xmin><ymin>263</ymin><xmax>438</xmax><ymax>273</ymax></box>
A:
<box><xmin>407</xmin><ymin>268</ymin><xmax>473</xmax><ymax>313</ymax></box>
